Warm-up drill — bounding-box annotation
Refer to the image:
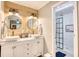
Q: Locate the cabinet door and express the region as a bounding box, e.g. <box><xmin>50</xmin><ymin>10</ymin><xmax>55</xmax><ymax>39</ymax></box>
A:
<box><xmin>13</xmin><ymin>44</ymin><xmax>24</xmax><ymax>57</ymax></box>
<box><xmin>1</xmin><ymin>45</ymin><xmax>13</xmax><ymax>57</ymax></box>
<box><xmin>32</xmin><ymin>38</ymin><xmax>44</xmax><ymax>57</ymax></box>
<box><xmin>31</xmin><ymin>41</ymin><xmax>38</xmax><ymax>56</ymax></box>
<box><xmin>32</xmin><ymin>39</ymin><xmax>43</xmax><ymax>57</ymax></box>
<box><xmin>24</xmin><ymin>42</ymin><xmax>33</xmax><ymax>57</ymax></box>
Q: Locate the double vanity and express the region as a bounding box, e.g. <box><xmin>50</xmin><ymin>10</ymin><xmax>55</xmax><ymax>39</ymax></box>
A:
<box><xmin>0</xmin><ymin>12</ymin><xmax>44</xmax><ymax>57</ymax></box>
<box><xmin>0</xmin><ymin>5</ymin><xmax>44</xmax><ymax>57</ymax></box>
<box><xmin>0</xmin><ymin>35</ymin><xmax>44</xmax><ymax>57</ymax></box>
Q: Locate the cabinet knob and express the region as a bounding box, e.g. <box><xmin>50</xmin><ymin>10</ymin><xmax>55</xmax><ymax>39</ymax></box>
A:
<box><xmin>12</xmin><ymin>46</ymin><xmax>16</xmax><ymax>49</ymax></box>
<box><xmin>27</xmin><ymin>43</ymin><xmax>30</xmax><ymax>46</ymax></box>
<box><xmin>27</xmin><ymin>53</ymin><xmax>29</xmax><ymax>55</ymax></box>
<box><xmin>27</xmin><ymin>48</ymin><xmax>29</xmax><ymax>50</ymax></box>
<box><xmin>37</xmin><ymin>41</ymin><xmax>40</xmax><ymax>44</ymax></box>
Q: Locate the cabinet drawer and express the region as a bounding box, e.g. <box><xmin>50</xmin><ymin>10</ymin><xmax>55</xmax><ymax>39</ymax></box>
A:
<box><xmin>24</xmin><ymin>43</ymin><xmax>32</xmax><ymax>47</ymax></box>
<box><xmin>24</xmin><ymin>51</ymin><xmax>34</xmax><ymax>57</ymax></box>
<box><xmin>36</xmin><ymin>39</ymin><xmax>43</xmax><ymax>45</ymax></box>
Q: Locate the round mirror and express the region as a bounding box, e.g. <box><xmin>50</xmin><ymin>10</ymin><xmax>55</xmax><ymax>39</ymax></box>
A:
<box><xmin>27</xmin><ymin>18</ymin><xmax>37</xmax><ymax>30</ymax></box>
<box><xmin>5</xmin><ymin>15</ymin><xmax>21</xmax><ymax>29</ymax></box>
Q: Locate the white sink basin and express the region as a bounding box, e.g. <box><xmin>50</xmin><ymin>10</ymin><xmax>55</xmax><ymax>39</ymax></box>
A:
<box><xmin>3</xmin><ymin>36</ymin><xmax>19</xmax><ymax>42</ymax></box>
<box><xmin>17</xmin><ymin>37</ymin><xmax>35</xmax><ymax>41</ymax></box>
<box><xmin>2</xmin><ymin>35</ymin><xmax>41</xmax><ymax>42</ymax></box>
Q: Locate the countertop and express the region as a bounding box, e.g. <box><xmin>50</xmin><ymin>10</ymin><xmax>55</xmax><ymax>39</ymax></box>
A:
<box><xmin>0</xmin><ymin>35</ymin><xmax>44</xmax><ymax>46</ymax></box>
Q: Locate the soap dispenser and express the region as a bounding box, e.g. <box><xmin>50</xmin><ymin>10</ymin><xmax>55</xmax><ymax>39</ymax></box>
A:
<box><xmin>38</xmin><ymin>24</ymin><xmax>43</xmax><ymax>35</ymax></box>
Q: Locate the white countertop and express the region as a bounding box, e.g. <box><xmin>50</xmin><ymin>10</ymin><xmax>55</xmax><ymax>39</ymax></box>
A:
<box><xmin>0</xmin><ymin>35</ymin><xmax>44</xmax><ymax>46</ymax></box>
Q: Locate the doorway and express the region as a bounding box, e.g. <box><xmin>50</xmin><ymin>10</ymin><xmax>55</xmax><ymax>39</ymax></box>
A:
<box><xmin>52</xmin><ymin>1</ymin><xmax>78</xmax><ymax>57</ymax></box>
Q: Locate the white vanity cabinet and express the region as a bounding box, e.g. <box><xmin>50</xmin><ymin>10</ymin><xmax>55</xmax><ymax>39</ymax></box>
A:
<box><xmin>32</xmin><ymin>37</ymin><xmax>44</xmax><ymax>56</ymax></box>
<box><xmin>1</xmin><ymin>37</ymin><xmax>44</xmax><ymax>57</ymax></box>
<box><xmin>1</xmin><ymin>43</ymin><xmax>24</xmax><ymax>57</ymax></box>
<box><xmin>23</xmin><ymin>38</ymin><xmax>44</xmax><ymax>57</ymax></box>
<box><xmin>1</xmin><ymin>44</ymin><xmax>13</xmax><ymax>57</ymax></box>
<box><xmin>13</xmin><ymin>44</ymin><xmax>24</xmax><ymax>57</ymax></box>
<box><xmin>23</xmin><ymin>41</ymin><xmax>34</xmax><ymax>57</ymax></box>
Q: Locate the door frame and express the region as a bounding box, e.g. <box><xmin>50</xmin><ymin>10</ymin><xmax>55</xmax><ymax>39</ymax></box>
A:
<box><xmin>51</xmin><ymin>1</ymin><xmax>78</xmax><ymax>57</ymax></box>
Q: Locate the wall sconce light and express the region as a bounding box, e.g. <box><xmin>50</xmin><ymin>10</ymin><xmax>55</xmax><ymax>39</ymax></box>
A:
<box><xmin>9</xmin><ymin>8</ymin><xmax>18</xmax><ymax>13</ymax></box>
<box><xmin>29</xmin><ymin>13</ymin><xmax>37</xmax><ymax>20</ymax></box>
<box><xmin>9</xmin><ymin>8</ymin><xmax>21</xmax><ymax>18</ymax></box>
<box><xmin>9</xmin><ymin>8</ymin><xmax>19</xmax><ymax>15</ymax></box>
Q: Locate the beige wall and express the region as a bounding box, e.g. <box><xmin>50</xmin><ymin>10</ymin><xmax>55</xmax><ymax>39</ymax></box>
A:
<box><xmin>0</xmin><ymin>1</ymin><xmax>4</xmax><ymax>38</ymax></box>
<box><xmin>38</xmin><ymin>1</ymin><xmax>59</xmax><ymax>55</ymax></box>
<box><xmin>3</xmin><ymin>1</ymin><xmax>38</xmax><ymax>36</ymax></box>
<box><xmin>77</xmin><ymin>2</ymin><xmax>79</xmax><ymax>56</ymax></box>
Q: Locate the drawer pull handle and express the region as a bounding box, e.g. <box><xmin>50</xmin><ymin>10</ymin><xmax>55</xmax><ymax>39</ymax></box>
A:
<box><xmin>12</xmin><ymin>46</ymin><xmax>16</xmax><ymax>49</ymax></box>
<box><xmin>27</xmin><ymin>53</ymin><xmax>29</xmax><ymax>55</ymax></box>
<box><xmin>27</xmin><ymin>43</ymin><xmax>29</xmax><ymax>46</ymax></box>
<box><xmin>27</xmin><ymin>48</ymin><xmax>29</xmax><ymax>50</ymax></box>
<box><xmin>37</xmin><ymin>41</ymin><xmax>40</xmax><ymax>44</ymax></box>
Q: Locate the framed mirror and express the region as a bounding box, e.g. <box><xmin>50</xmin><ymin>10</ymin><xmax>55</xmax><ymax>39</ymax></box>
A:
<box><xmin>27</xmin><ymin>18</ymin><xmax>37</xmax><ymax>30</ymax></box>
<box><xmin>5</xmin><ymin>15</ymin><xmax>21</xmax><ymax>30</ymax></box>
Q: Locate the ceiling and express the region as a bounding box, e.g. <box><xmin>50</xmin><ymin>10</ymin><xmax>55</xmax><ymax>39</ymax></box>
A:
<box><xmin>10</xmin><ymin>1</ymin><xmax>50</xmax><ymax>10</ymax></box>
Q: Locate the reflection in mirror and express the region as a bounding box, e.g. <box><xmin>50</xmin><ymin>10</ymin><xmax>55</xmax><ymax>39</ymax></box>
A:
<box><xmin>27</xmin><ymin>13</ymin><xmax>38</xmax><ymax>34</ymax></box>
<box><xmin>27</xmin><ymin>18</ymin><xmax>37</xmax><ymax>30</ymax></box>
<box><xmin>5</xmin><ymin>15</ymin><xmax>21</xmax><ymax>29</ymax></box>
<box><xmin>4</xmin><ymin>15</ymin><xmax>21</xmax><ymax>36</ymax></box>
<box><xmin>27</xmin><ymin>17</ymin><xmax>43</xmax><ymax>35</ymax></box>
